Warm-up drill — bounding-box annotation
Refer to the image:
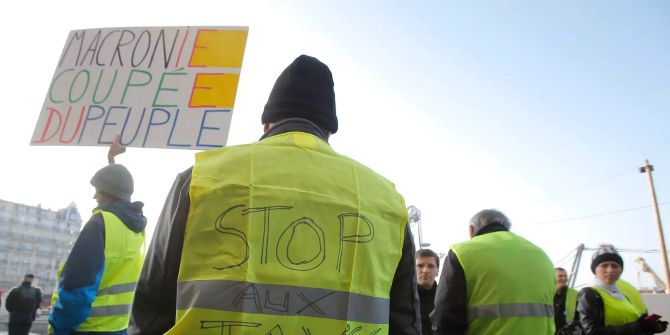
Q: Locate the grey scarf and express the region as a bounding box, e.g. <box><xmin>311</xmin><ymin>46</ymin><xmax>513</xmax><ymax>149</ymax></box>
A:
<box><xmin>592</xmin><ymin>278</ymin><xmax>626</xmax><ymax>301</ymax></box>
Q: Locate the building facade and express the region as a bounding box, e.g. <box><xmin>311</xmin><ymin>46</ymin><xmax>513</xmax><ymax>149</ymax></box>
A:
<box><xmin>0</xmin><ymin>199</ymin><xmax>81</xmax><ymax>296</ymax></box>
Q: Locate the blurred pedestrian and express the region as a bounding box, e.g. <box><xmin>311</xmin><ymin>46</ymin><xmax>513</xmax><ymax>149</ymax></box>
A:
<box><xmin>6</xmin><ymin>274</ymin><xmax>42</xmax><ymax>335</ymax></box>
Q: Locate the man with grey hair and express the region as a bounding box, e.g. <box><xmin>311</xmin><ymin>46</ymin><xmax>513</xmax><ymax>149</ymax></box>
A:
<box><xmin>430</xmin><ymin>209</ymin><xmax>556</xmax><ymax>334</ymax></box>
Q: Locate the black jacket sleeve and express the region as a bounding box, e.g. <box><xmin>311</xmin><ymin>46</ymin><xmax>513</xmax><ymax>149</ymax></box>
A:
<box><xmin>60</xmin><ymin>215</ymin><xmax>105</xmax><ymax>291</ymax></box>
<box><xmin>430</xmin><ymin>250</ymin><xmax>467</xmax><ymax>335</ymax></box>
<box><xmin>128</xmin><ymin>168</ymin><xmax>192</xmax><ymax>335</ymax></box>
<box><xmin>577</xmin><ymin>287</ymin><xmax>647</xmax><ymax>335</ymax></box>
<box><xmin>389</xmin><ymin>225</ymin><xmax>422</xmax><ymax>335</ymax></box>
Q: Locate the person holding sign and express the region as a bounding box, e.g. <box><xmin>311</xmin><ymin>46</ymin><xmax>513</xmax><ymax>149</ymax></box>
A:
<box><xmin>48</xmin><ymin>146</ymin><xmax>146</xmax><ymax>335</ymax></box>
<box><xmin>129</xmin><ymin>55</ymin><xmax>421</xmax><ymax>335</ymax></box>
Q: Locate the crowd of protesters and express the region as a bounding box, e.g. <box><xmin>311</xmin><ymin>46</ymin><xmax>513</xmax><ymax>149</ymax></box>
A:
<box><xmin>5</xmin><ymin>55</ymin><xmax>664</xmax><ymax>335</ymax></box>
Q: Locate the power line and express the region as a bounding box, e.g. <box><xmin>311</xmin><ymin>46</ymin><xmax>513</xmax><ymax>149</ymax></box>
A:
<box><xmin>617</xmin><ymin>248</ymin><xmax>670</xmax><ymax>254</ymax></box>
<box><xmin>555</xmin><ymin>247</ymin><xmax>578</xmax><ymax>266</ymax></box>
<box><xmin>534</xmin><ymin>166</ymin><xmax>638</xmax><ymax>204</ymax></box>
<box><xmin>582</xmin><ymin>247</ymin><xmax>670</xmax><ymax>254</ymax></box>
<box><xmin>535</xmin><ymin>201</ymin><xmax>670</xmax><ymax>225</ymax></box>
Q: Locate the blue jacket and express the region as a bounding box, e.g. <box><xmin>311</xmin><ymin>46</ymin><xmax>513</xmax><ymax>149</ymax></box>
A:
<box><xmin>49</xmin><ymin>200</ymin><xmax>146</xmax><ymax>335</ymax></box>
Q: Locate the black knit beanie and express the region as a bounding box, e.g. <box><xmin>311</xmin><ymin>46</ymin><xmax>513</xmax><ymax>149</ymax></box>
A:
<box><xmin>591</xmin><ymin>244</ymin><xmax>624</xmax><ymax>274</ymax></box>
<box><xmin>262</xmin><ymin>55</ymin><xmax>337</xmax><ymax>134</ymax></box>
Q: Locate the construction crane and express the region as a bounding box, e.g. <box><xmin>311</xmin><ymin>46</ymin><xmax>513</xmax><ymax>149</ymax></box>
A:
<box><xmin>635</xmin><ymin>257</ymin><xmax>667</xmax><ymax>294</ymax></box>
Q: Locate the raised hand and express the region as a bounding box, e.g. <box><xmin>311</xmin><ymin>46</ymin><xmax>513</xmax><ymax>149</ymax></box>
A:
<box><xmin>108</xmin><ymin>135</ymin><xmax>127</xmax><ymax>164</ymax></box>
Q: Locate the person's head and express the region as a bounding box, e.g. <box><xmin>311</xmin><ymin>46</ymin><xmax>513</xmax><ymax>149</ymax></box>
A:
<box><xmin>555</xmin><ymin>267</ymin><xmax>568</xmax><ymax>290</ymax></box>
<box><xmin>591</xmin><ymin>244</ymin><xmax>624</xmax><ymax>285</ymax></box>
<box><xmin>90</xmin><ymin>164</ymin><xmax>134</xmax><ymax>205</ymax></box>
<box><xmin>22</xmin><ymin>274</ymin><xmax>34</xmax><ymax>285</ymax></box>
<box><xmin>261</xmin><ymin>55</ymin><xmax>337</xmax><ymax>139</ymax></box>
<box><xmin>416</xmin><ymin>249</ymin><xmax>440</xmax><ymax>289</ymax></box>
<box><xmin>468</xmin><ymin>209</ymin><xmax>511</xmax><ymax>238</ymax></box>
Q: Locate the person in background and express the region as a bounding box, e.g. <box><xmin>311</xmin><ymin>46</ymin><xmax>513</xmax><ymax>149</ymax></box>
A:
<box><xmin>129</xmin><ymin>55</ymin><xmax>420</xmax><ymax>335</ymax></box>
<box><xmin>577</xmin><ymin>244</ymin><xmax>667</xmax><ymax>334</ymax></box>
<box><xmin>554</xmin><ymin>267</ymin><xmax>578</xmax><ymax>332</ymax></box>
<box><xmin>416</xmin><ymin>249</ymin><xmax>439</xmax><ymax>335</ymax></box>
<box><xmin>431</xmin><ymin>209</ymin><xmax>556</xmax><ymax>334</ymax></box>
<box><xmin>48</xmin><ymin>140</ymin><xmax>146</xmax><ymax>335</ymax></box>
<box><xmin>6</xmin><ymin>274</ymin><xmax>42</xmax><ymax>335</ymax></box>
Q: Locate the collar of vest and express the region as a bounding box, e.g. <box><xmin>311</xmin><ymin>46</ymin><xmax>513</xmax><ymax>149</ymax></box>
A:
<box><xmin>474</xmin><ymin>223</ymin><xmax>509</xmax><ymax>237</ymax></box>
<box><xmin>260</xmin><ymin>117</ymin><xmax>329</xmax><ymax>142</ymax></box>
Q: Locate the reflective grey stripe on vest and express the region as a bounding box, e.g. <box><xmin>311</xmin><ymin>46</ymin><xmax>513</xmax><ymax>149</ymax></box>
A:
<box><xmin>177</xmin><ymin>280</ymin><xmax>389</xmax><ymax>324</ymax></box>
<box><xmin>88</xmin><ymin>304</ymin><xmax>131</xmax><ymax>317</ymax></box>
<box><xmin>96</xmin><ymin>282</ymin><xmax>137</xmax><ymax>296</ymax></box>
<box><xmin>468</xmin><ymin>303</ymin><xmax>554</xmax><ymax>321</ymax></box>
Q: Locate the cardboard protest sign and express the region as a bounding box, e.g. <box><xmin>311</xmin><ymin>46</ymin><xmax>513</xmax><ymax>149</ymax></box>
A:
<box><xmin>31</xmin><ymin>26</ymin><xmax>248</xmax><ymax>149</ymax></box>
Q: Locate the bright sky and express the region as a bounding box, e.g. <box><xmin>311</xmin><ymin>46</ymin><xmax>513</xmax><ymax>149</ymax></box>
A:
<box><xmin>1</xmin><ymin>1</ymin><xmax>668</xmax><ymax>288</ymax></box>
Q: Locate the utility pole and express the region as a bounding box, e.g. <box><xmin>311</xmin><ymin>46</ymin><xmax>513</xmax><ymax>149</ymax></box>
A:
<box><xmin>640</xmin><ymin>159</ymin><xmax>670</xmax><ymax>293</ymax></box>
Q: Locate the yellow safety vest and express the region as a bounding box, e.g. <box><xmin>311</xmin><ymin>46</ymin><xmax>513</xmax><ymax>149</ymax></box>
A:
<box><xmin>592</xmin><ymin>287</ymin><xmax>639</xmax><ymax>326</ymax></box>
<box><xmin>168</xmin><ymin>132</ymin><xmax>408</xmax><ymax>335</ymax></box>
<box><xmin>52</xmin><ymin>209</ymin><xmax>145</xmax><ymax>332</ymax></box>
<box><xmin>451</xmin><ymin>231</ymin><xmax>556</xmax><ymax>334</ymax></box>
<box><xmin>565</xmin><ymin>287</ymin><xmax>578</xmax><ymax>322</ymax></box>
<box><xmin>616</xmin><ymin>279</ymin><xmax>647</xmax><ymax>315</ymax></box>
<box><xmin>47</xmin><ymin>264</ymin><xmax>64</xmax><ymax>334</ymax></box>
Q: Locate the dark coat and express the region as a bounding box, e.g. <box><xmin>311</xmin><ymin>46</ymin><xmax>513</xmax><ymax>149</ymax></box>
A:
<box><xmin>6</xmin><ymin>283</ymin><xmax>41</xmax><ymax>323</ymax></box>
<box><xmin>418</xmin><ymin>282</ymin><xmax>437</xmax><ymax>335</ymax></box>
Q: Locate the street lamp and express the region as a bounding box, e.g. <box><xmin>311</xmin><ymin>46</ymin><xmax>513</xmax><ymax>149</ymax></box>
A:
<box><xmin>407</xmin><ymin>205</ymin><xmax>424</xmax><ymax>249</ymax></box>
